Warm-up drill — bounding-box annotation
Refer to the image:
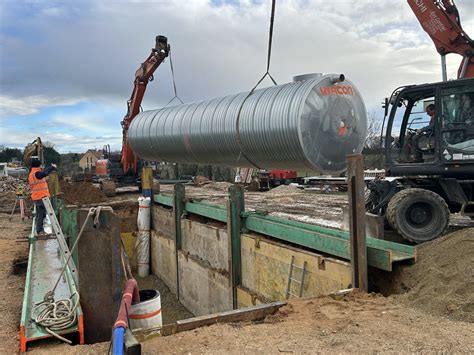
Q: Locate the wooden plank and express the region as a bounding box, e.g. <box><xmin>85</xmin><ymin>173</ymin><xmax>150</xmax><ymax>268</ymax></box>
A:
<box><xmin>133</xmin><ymin>302</ymin><xmax>286</xmax><ymax>340</ymax></box>
<box><xmin>176</xmin><ymin>301</ymin><xmax>286</xmax><ymax>333</ymax></box>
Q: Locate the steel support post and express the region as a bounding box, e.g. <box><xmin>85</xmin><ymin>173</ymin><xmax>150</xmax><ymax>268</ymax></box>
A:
<box><xmin>441</xmin><ymin>55</ymin><xmax>448</xmax><ymax>82</ymax></box>
<box><xmin>347</xmin><ymin>154</ymin><xmax>368</xmax><ymax>292</ymax></box>
<box><xmin>227</xmin><ymin>185</ymin><xmax>245</xmax><ymax>309</ymax></box>
<box><xmin>173</xmin><ymin>184</ymin><xmax>185</xmax><ymax>300</ymax></box>
<box><xmin>77</xmin><ymin>208</ymin><xmax>123</xmax><ymax>343</ymax></box>
<box><xmin>142</xmin><ymin>166</ymin><xmax>154</xmax><ymax>198</ymax></box>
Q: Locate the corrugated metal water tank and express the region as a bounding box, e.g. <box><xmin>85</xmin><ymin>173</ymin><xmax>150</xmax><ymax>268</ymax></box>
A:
<box><xmin>128</xmin><ymin>73</ymin><xmax>367</xmax><ymax>173</ymax></box>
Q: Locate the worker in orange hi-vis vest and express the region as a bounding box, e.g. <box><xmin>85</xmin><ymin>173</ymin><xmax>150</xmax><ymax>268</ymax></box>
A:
<box><xmin>28</xmin><ymin>157</ymin><xmax>57</xmax><ymax>236</ymax></box>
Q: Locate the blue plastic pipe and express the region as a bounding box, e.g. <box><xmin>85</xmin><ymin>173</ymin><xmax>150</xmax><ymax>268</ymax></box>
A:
<box><xmin>112</xmin><ymin>327</ymin><xmax>125</xmax><ymax>355</ymax></box>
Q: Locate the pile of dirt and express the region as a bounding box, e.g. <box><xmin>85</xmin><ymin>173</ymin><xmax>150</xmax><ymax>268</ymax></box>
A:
<box><xmin>201</xmin><ymin>181</ymin><xmax>234</xmax><ymax>191</ymax></box>
<box><xmin>389</xmin><ymin>228</ymin><xmax>474</xmax><ymax>322</ymax></box>
<box><xmin>60</xmin><ymin>181</ymin><xmax>107</xmax><ymax>205</ymax></box>
<box><xmin>0</xmin><ymin>176</ymin><xmax>31</xmax><ymax>214</ymax></box>
<box><xmin>0</xmin><ymin>192</ymin><xmax>17</xmax><ymax>214</ymax></box>
<box><xmin>0</xmin><ymin>175</ymin><xmax>30</xmax><ymax>194</ymax></box>
<box><xmin>137</xmin><ymin>290</ymin><xmax>473</xmax><ymax>353</ymax></box>
<box><xmin>265</xmin><ymin>184</ymin><xmax>303</xmax><ymax>197</ymax></box>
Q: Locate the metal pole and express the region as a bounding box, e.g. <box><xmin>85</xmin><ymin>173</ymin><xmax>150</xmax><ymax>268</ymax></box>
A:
<box><xmin>347</xmin><ymin>154</ymin><xmax>368</xmax><ymax>292</ymax></box>
<box><xmin>441</xmin><ymin>55</ymin><xmax>447</xmax><ymax>82</ymax></box>
<box><xmin>142</xmin><ymin>166</ymin><xmax>154</xmax><ymax>198</ymax></box>
<box><xmin>459</xmin><ymin>56</ymin><xmax>469</xmax><ymax>79</ymax></box>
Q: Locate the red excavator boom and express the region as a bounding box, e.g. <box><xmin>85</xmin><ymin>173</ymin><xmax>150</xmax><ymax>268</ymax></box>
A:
<box><xmin>408</xmin><ymin>0</ymin><xmax>474</xmax><ymax>78</ymax></box>
<box><xmin>121</xmin><ymin>35</ymin><xmax>170</xmax><ymax>174</ymax></box>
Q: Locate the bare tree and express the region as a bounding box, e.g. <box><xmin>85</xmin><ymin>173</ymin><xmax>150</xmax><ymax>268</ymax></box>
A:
<box><xmin>365</xmin><ymin>110</ymin><xmax>383</xmax><ymax>149</ymax></box>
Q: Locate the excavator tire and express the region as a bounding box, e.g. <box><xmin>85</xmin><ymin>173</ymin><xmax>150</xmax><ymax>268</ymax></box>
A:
<box><xmin>101</xmin><ymin>180</ymin><xmax>117</xmax><ymax>197</ymax></box>
<box><xmin>387</xmin><ymin>188</ymin><xmax>449</xmax><ymax>244</ymax></box>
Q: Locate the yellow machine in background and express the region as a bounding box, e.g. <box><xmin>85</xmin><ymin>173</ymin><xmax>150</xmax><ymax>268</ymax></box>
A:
<box><xmin>23</xmin><ymin>137</ymin><xmax>44</xmax><ymax>167</ymax></box>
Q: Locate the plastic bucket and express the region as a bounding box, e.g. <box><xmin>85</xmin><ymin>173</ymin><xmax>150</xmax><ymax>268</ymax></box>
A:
<box><xmin>130</xmin><ymin>289</ymin><xmax>162</xmax><ymax>330</ymax></box>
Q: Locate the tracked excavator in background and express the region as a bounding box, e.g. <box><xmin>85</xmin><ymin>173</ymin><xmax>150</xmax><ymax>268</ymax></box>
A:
<box><xmin>96</xmin><ymin>35</ymin><xmax>169</xmax><ymax>196</ymax></box>
<box><xmin>23</xmin><ymin>137</ymin><xmax>44</xmax><ymax>167</ymax></box>
<box><xmin>366</xmin><ymin>0</ymin><xmax>474</xmax><ymax>243</ymax></box>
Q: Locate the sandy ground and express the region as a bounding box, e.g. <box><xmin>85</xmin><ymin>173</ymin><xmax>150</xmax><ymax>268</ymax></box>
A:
<box><xmin>159</xmin><ymin>184</ymin><xmax>347</xmax><ymax>229</ymax></box>
<box><xmin>142</xmin><ymin>291</ymin><xmax>474</xmax><ymax>354</ymax></box>
<box><xmin>137</xmin><ymin>274</ymin><xmax>193</xmax><ymax>324</ymax></box>
<box><xmin>26</xmin><ymin>291</ymin><xmax>474</xmax><ymax>354</ymax></box>
<box><xmin>0</xmin><ymin>213</ymin><xmax>30</xmax><ymax>353</ymax></box>
<box><xmin>1</xmin><ymin>188</ymin><xmax>473</xmax><ymax>354</ymax></box>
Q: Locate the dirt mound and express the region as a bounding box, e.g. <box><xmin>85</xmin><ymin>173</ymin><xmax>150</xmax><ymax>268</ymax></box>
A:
<box><xmin>0</xmin><ymin>192</ymin><xmax>17</xmax><ymax>214</ymax></box>
<box><xmin>60</xmin><ymin>181</ymin><xmax>107</xmax><ymax>205</ymax></box>
<box><xmin>0</xmin><ymin>176</ymin><xmax>31</xmax><ymax>214</ymax></box>
<box><xmin>266</xmin><ymin>184</ymin><xmax>303</xmax><ymax>196</ymax></box>
<box><xmin>201</xmin><ymin>181</ymin><xmax>234</xmax><ymax>191</ymax></box>
<box><xmin>390</xmin><ymin>228</ymin><xmax>474</xmax><ymax>322</ymax></box>
<box><xmin>0</xmin><ymin>175</ymin><xmax>30</xmax><ymax>194</ymax></box>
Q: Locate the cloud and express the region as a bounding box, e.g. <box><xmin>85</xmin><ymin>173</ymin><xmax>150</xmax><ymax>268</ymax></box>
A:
<box><xmin>0</xmin><ymin>0</ymin><xmax>473</xmax><ymax>153</ymax></box>
<box><xmin>0</xmin><ymin>95</ymin><xmax>84</xmax><ymax>118</ymax></box>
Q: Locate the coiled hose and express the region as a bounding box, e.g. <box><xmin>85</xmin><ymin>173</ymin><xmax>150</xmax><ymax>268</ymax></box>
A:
<box><xmin>31</xmin><ymin>292</ymin><xmax>80</xmax><ymax>343</ymax></box>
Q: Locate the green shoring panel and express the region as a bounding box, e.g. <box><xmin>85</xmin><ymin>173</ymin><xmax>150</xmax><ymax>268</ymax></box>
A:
<box><xmin>20</xmin><ymin>204</ymin><xmax>83</xmax><ymax>351</ymax></box>
<box><xmin>153</xmin><ymin>193</ymin><xmax>415</xmax><ymax>272</ymax></box>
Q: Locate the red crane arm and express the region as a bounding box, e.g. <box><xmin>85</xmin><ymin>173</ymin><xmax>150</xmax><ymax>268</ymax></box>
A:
<box><xmin>121</xmin><ymin>35</ymin><xmax>170</xmax><ymax>174</ymax></box>
<box><xmin>408</xmin><ymin>0</ymin><xmax>474</xmax><ymax>78</ymax></box>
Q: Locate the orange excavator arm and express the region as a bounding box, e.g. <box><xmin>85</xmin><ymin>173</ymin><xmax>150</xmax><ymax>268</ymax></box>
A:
<box><xmin>121</xmin><ymin>35</ymin><xmax>170</xmax><ymax>174</ymax></box>
<box><xmin>408</xmin><ymin>0</ymin><xmax>474</xmax><ymax>78</ymax></box>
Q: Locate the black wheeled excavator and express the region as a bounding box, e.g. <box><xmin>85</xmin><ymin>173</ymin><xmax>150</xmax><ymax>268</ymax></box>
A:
<box><xmin>366</xmin><ymin>0</ymin><xmax>474</xmax><ymax>243</ymax></box>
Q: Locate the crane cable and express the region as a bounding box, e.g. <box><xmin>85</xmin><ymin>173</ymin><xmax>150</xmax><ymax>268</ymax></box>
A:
<box><xmin>164</xmin><ymin>50</ymin><xmax>184</xmax><ymax>107</ymax></box>
<box><xmin>235</xmin><ymin>0</ymin><xmax>278</xmax><ymax>168</ymax></box>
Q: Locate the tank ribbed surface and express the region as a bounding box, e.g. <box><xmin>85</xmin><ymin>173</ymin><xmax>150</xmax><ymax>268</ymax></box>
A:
<box><xmin>129</xmin><ymin>74</ymin><xmax>367</xmax><ymax>173</ymax></box>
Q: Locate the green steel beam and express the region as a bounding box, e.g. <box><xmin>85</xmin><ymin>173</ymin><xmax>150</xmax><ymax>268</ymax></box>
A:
<box><xmin>245</xmin><ymin>214</ymin><xmax>394</xmax><ymax>271</ymax></box>
<box><xmin>173</xmin><ymin>184</ymin><xmax>185</xmax><ymax>300</ymax></box>
<box><xmin>227</xmin><ymin>185</ymin><xmax>244</xmax><ymax>309</ymax></box>
<box><xmin>173</xmin><ymin>185</ymin><xmax>185</xmax><ymax>251</ymax></box>
<box><xmin>155</xmin><ymin>194</ymin><xmax>173</xmax><ymax>207</ymax></box>
<box><xmin>21</xmin><ymin>204</ymin><xmax>83</xmax><ymax>351</ymax></box>
<box><xmin>152</xmin><ymin>192</ymin><xmax>415</xmax><ymax>271</ymax></box>
<box><xmin>185</xmin><ymin>201</ymin><xmax>228</xmax><ymax>222</ymax></box>
<box><xmin>60</xmin><ymin>207</ymin><xmax>78</xmax><ymax>266</ymax></box>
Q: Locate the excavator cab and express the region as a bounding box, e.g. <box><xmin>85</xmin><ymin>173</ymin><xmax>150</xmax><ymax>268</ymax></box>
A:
<box><xmin>366</xmin><ymin>78</ymin><xmax>474</xmax><ymax>244</ymax></box>
<box><xmin>384</xmin><ymin>78</ymin><xmax>474</xmax><ymax>177</ymax></box>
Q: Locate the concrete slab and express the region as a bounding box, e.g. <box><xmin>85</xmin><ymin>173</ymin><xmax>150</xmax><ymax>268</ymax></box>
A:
<box><xmin>182</xmin><ymin>220</ymin><xmax>229</xmax><ymax>272</ymax></box>
<box><xmin>152</xmin><ymin>206</ymin><xmax>174</xmax><ymax>240</ymax></box>
<box><xmin>178</xmin><ymin>251</ymin><xmax>232</xmax><ymax>316</ymax></box>
<box><xmin>150</xmin><ymin>231</ymin><xmax>177</xmax><ymax>295</ymax></box>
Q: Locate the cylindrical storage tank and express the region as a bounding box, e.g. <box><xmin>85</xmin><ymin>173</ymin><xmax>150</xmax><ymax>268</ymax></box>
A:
<box><xmin>130</xmin><ymin>289</ymin><xmax>162</xmax><ymax>330</ymax></box>
<box><xmin>129</xmin><ymin>73</ymin><xmax>367</xmax><ymax>174</ymax></box>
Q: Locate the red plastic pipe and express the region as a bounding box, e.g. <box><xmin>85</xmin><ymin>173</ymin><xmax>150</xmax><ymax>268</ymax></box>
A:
<box><xmin>114</xmin><ymin>278</ymin><xmax>140</xmax><ymax>329</ymax></box>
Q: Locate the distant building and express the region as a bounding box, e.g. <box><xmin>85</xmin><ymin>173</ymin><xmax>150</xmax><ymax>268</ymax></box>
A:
<box><xmin>79</xmin><ymin>150</ymin><xmax>102</xmax><ymax>171</ymax></box>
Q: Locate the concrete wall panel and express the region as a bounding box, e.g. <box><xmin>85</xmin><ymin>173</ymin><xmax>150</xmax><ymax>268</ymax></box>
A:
<box><xmin>178</xmin><ymin>251</ymin><xmax>232</xmax><ymax>316</ymax></box>
<box><xmin>152</xmin><ymin>206</ymin><xmax>174</xmax><ymax>239</ymax></box>
<box><xmin>182</xmin><ymin>220</ymin><xmax>229</xmax><ymax>272</ymax></box>
<box><xmin>151</xmin><ymin>231</ymin><xmax>177</xmax><ymax>295</ymax></box>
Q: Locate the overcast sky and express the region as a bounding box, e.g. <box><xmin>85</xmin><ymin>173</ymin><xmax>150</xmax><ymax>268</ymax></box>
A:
<box><xmin>0</xmin><ymin>0</ymin><xmax>473</xmax><ymax>153</ymax></box>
